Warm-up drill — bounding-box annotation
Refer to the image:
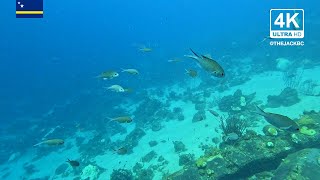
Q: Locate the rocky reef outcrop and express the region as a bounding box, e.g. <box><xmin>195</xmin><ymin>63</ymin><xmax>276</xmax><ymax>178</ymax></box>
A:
<box><xmin>165</xmin><ymin>110</ymin><xmax>320</xmax><ymax>180</ymax></box>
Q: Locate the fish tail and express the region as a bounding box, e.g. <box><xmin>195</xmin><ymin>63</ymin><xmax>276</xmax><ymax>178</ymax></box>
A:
<box><xmin>66</xmin><ymin>159</ymin><xmax>70</xmax><ymax>162</ymax></box>
<box><xmin>106</xmin><ymin>117</ymin><xmax>115</xmax><ymax>124</ymax></box>
<box><xmin>33</xmin><ymin>142</ymin><xmax>42</xmax><ymax>147</ymax></box>
<box><xmin>184</xmin><ymin>54</ymin><xmax>198</xmax><ymax>60</ymax></box>
<box><xmin>189</xmin><ymin>48</ymin><xmax>200</xmax><ymax>58</ymax></box>
<box><xmin>111</xmin><ymin>147</ymin><xmax>117</xmax><ymax>152</ymax></box>
<box><xmin>254</xmin><ymin>105</ymin><xmax>266</xmax><ymax>116</ymax></box>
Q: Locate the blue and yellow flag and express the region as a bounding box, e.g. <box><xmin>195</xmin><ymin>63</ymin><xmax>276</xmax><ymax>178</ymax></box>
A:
<box><xmin>16</xmin><ymin>0</ymin><xmax>43</xmax><ymax>18</ymax></box>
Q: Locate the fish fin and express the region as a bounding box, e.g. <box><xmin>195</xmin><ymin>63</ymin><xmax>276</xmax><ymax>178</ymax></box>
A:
<box><xmin>121</xmin><ymin>68</ymin><xmax>126</xmax><ymax>72</ymax></box>
<box><xmin>106</xmin><ymin>117</ymin><xmax>115</xmax><ymax>123</ymax></box>
<box><xmin>201</xmin><ymin>55</ymin><xmax>212</xmax><ymax>60</ymax></box>
<box><xmin>184</xmin><ymin>54</ymin><xmax>198</xmax><ymax>60</ymax></box>
<box><xmin>33</xmin><ymin>142</ymin><xmax>43</xmax><ymax>147</ymax></box>
<box><xmin>254</xmin><ymin>105</ymin><xmax>266</xmax><ymax>116</ymax></box>
<box><xmin>189</xmin><ymin>48</ymin><xmax>200</xmax><ymax>58</ymax></box>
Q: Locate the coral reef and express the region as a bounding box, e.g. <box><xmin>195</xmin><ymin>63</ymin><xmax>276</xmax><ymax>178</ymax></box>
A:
<box><xmin>110</xmin><ymin>169</ymin><xmax>133</xmax><ymax>180</ymax></box>
<box><xmin>80</xmin><ymin>164</ymin><xmax>99</xmax><ymax>180</ymax></box>
<box><xmin>151</xmin><ymin>121</ymin><xmax>162</xmax><ymax>132</ymax></box>
<box><xmin>173</xmin><ymin>141</ymin><xmax>187</xmax><ymax>153</ymax></box>
<box><xmin>23</xmin><ymin>164</ymin><xmax>37</xmax><ymax>175</ymax></box>
<box><xmin>133</xmin><ymin>97</ymin><xmax>168</xmax><ymax>127</ymax></box>
<box><xmin>273</xmin><ymin>148</ymin><xmax>320</xmax><ymax>179</ymax></box>
<box><xmin>262</xmin><ymin>125</ymin><xmax>278</xmax><ymax>136</ymax></box>
<box><xmin>297</xmin><ymin>114</ymin><xmax>316</xmax><ymax>126</ymax></box>
<box><xmin>218</xmin><ymin>89</ymin><xmax>256</xmax><ymax>114</ymax></box>
<box><xmin>124</xmin><ymin>128</ymin><xmax>146</xmax><ymax>153</ymax></box>
<box><xmin>141</xmin><ymin>151</ymin><xmax>157</xmax><ymax>163</ymax></box>
<box><xmin>297</xmin><ymin>110</ymin><xmax>320</xmax><ymax>127</ymax></box>
<box><xmin>135</xmin><ymin>168</ymin><xmax>154</xmax><ymax>180</ymax></box>
<box><xmin>148</xmin><ymin>141</ymin><xmax>158</xmax><ymax>147</ymax></box>
<box><xmin>219</xmin><ymin>116</ymin><xmax>248</xmax><ymax>140</ymax></box>
<box><xmin>276</xmin><ymin>57</ymin><xmax>291</xmax><ymax>71</ymax></box>
<box><xmin>192</xmin><ymin>110</ymin><xmax>206</xmax><ymax>122</ymax></box>
<box><xmin>299</xmin><ymin>126</ymin><xmax>316</xmax><ymax>136</ymax></box>
<box><xmin>266</xmin><ymin>87</ymin><xmax>300</xmax><ymax>108</ymax></box>
<box><xmin>195</xmin><ymin>156</ymin><xmax>208</xmax><ymax>169</ymax></box>
<box><xmin>179</xmin><ymin>153</ymin><xmax>195</xmax><ymax>166</ymax></box>
<box><xmin>300</xmin><ymin>79</ymin><xmax>320</xmax><ymax>96</ymax></box>
<box><xmin>194</xmin><ymin>102</ymin><xmax>206</xmax><ymax>111</ymax></box>
<box><xmin>55</xmin><ymin>163</ymin><xmax>69</xmax><ymax>176</ymax></box>
<box><xmin>282</xmin><ymin>69</ymin><xmax>302</xmax><ymax>90</ymax></box>
<box><xmin>177</xmin><ymin>113</ymin><xmax>185</xmax><ymax>121</ymax></box>
<box><xmin>166</xmin><ymin>123</ymin><xmax>320</xmax><ymax>179</ymax></box>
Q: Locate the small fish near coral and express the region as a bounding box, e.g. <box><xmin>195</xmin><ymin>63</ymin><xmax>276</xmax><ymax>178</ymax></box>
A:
<box><xmin>66</xmin><ymin>159</ymin><xmax>80</xmax><ymax>167</ymax></box>
<box><xmin>185</xmin><ymin>69</ymin><xmax>198</xmax><ymax>78</ymax></box>
<box><xmin>113</xmin><ymin>147</ymin><xmax>128</xmax><ymax>155</ymax></box>
<box><xmin>33</xmin><ymin>139</ymin><xmax>65</xmax><ymax>147</ymax></box>
<box><xmin>107</xmin><ymin>116</ymin><xmax>133</xmax><ymax>124</ymax></box>
<box><xmin>208</xmin><ymin>109</ymin><xmax>220</xmax><ymax>117</ymax></box>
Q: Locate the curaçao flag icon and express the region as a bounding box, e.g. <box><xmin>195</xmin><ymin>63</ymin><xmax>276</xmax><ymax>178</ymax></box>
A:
<box><xmin>16</xmin><ymin>0</ymin><xmax>43</xmax><ymax>18</ymax></box>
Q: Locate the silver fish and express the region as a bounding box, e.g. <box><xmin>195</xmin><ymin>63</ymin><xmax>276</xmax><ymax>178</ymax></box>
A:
<box><xmin>185</xmin><ymin>49</ymin><xmax>225</xmax><ymax>77</ymax></box>
<box><xmin>255</xmin><ymin>106</ymin><xmax>300</xmax><ymax>132</ymax></box>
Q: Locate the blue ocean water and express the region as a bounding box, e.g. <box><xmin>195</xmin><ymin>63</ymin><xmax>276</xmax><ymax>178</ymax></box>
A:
<box><xmin>0</xmin><ymin>0</ymin><xmax>320</xmax><ymax>179</ymax></box>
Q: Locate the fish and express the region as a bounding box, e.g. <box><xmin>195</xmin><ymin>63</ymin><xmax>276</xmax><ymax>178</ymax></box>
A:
<box><xmin>33</xmin><ymin>139</ymin><xmax>64</xmax><ymax>147</ymax></box>
<box><xmin>254</xmin><ymin>105</ymin><xmax>300</xmax><ymax>132</ymax></box>
<box><xmin>121</xmin><ymin>68</ymin><xmax>139</xmax><ymax>75</ymax></box>
<box><xmin>185</xmin><ymin>49</ymin><xmax>225</xmax><ymax>77</ymax></box>
<box><xmin>208</xmin><ymin>109</ymin><xmax>219</xmax><ymax>117</ymax></box>
<box><xmin>97</xmin><ymin>71</ymin><xmax>119</xmax><ymax>80</ymax></box>
<box><xmin>123</xmin><ymin>88</ymin><xmax>134</xmax><ymax>93</ymax></box>
<box><xmin>106</xmin><ymin>85</ymin><xmax>125</xmax><ymax>92</ymax></box>
<box><xmin>168</xmin><ymin>58</ymin><xmax>183</xmax><ymax>63</ymax></box>
<box><xmin>66</xmin><ymin>159</ymin><xmax>80</xmax><ymax>167</ymax></box>
<box><xmin>107</xmin><ymin>116</ymin><xmax>133</xmax><ymax>123</ymax></box>
<box><xmin>138</xmin><ymin>46</ymin><xmax>152</xmax><ymax>52</ymax></box>
<box><xmin>223</xmin><ymin>132</ymin><xmax>239</xmax><ymax>141</ymax></box>
<box><xmin>185</xmin><ymin>69</ymin><xmax>197</xmax><ymax>78</ymax></box>
<box><xmin>113</xmin><ymin>147</ymin><xmax>127</xmax><ymax>155</ymax></box>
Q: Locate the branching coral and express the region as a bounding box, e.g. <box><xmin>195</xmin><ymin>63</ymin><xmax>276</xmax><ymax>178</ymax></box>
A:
<box><xmin>219</xmin><ymin>115</ymin><xmax>247</xmax><ymax>138</ymax></box>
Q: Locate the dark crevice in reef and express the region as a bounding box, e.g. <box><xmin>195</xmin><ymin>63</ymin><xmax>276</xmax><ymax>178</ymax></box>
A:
<box><xmin>218</xmin><ymin>151</ymin><xmax>288</xmax><ymax>180</ymax></box>
<box><xmin>219</xmin><ymin>143</ymin><xmax>320</xmax><ymax>180</ymax></box>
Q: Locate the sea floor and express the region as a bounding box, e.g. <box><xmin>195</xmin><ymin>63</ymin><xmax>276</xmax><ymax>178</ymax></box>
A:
<box><xmin>1</xmin><ymin>66</ymin><xmax>320</xmax><ymax>179</ymax></box>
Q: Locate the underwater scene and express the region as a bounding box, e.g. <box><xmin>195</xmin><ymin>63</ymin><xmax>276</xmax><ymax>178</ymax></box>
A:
<box><xmin>1</xmin><ymin>0</ymin><xmax>320</xmax><ymax>179</ymax></box>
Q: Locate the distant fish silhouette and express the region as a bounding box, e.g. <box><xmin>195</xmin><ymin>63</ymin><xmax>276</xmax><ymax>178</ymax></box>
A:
<box><xmin>33</xmin><ymin>139</ymin><xmax>64</xmax><ymax>147</ymax></box>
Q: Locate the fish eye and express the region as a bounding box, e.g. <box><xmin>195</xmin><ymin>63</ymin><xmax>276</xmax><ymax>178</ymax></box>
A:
<box><xmin>221</xmin><ymin>73</ymin><xmax>224</xmax><ymax>76</ymax></box>
<box><xmin>296</xmin><ymin>128</ymin><xmax>300</xmax><ymax>131</ymax></box>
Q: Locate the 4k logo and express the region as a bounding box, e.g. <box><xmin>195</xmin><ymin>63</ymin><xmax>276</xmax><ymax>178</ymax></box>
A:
<box><xmin>270</xmin><ymin>9</ymin><xmax>304</xmax><ymax>38</ymax></box>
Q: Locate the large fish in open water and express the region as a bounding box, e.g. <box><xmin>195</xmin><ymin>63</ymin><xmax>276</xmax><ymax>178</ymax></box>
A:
<box><xmin>255</xmin><ymin>106</ymin><xmax>300</xmax><ymax>132</ymax></box>
<box><xmin>185</xmin><ymin>49</ymin><xmax>225</xmax><ymax>78</ymax></box>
